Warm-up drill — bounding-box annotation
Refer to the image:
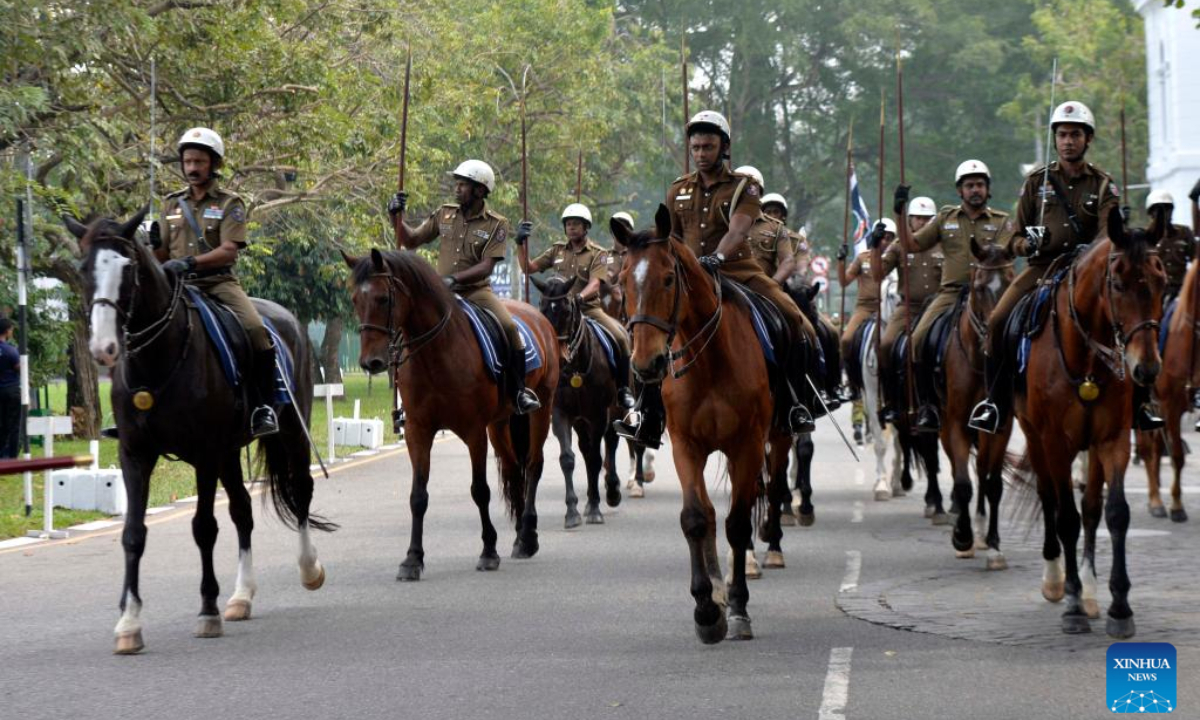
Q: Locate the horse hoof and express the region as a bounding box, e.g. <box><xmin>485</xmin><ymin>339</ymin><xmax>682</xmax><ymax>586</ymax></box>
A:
<box><xmin>974</xmin><ymin>534</ymin><xmax>988</xmax><ymax>551</ymax></box>
<box><xmin>986</xmin><ymin>552</ymin><xmax>1008</xmax><ymax>571</ymax></box>
<box><xmin>1062</xmin><ymin>613</ymin><xmax>1092</xmax><ymax>635</ymax></box>
<box><xmin>606</xmin><ymin>487</ymin><xmax>622</xmax><ymax>508</ymax></box>
<box><xmin>194</xmin><ymin>615</ymin><xmax>223</xmax><ymax>639</ymax></box>
<box><xmin>726</xmin><ymin>614</ymin><xmax>754</xmax><ymax>641</ymax></box>
<box><xmin>512</xmin><ymin>538</ymin><xmax>539</xmax><ymax>559</ymax></box>
<box><xmin>1042</xmin><ymin>581</ymin><xmax>1065</xmax><ymax>603</ymax></box>
<box><xmin>746</xmin><ymin>555</ymin><xmax>763</xmax><ymax>580</ymax></box>
<box><xmin>1170</xmin><ymin>508</ymin><xmax>1188</xmax><ymax>523</ymax></box>
<box><xmin>585</xmin><ymin>511</ymin><xmax>605</xmax><ymax>525</ymax></box>
<box><xmin>114</xmin><ymin>630</ymin><xmax>144</xmax><ymax>655</ymax></box>
<box><xmin>952</xmin><ymin>532</ymin><xmax>974</xmax><ymax>553</ymax></box>
<box><xmin>954</xmin><ymin>548</ymin><xmax>976</xmax><ymax>559</ymax></box>
<box><xmin>780</xmin><ymin>513</ymin><xmax>796</xmax><ymax>527</ymax></box>
<box><xmin>476</xmin><ymin>554</ymin><xmax>500</xmax><ymax>572</ymax></box>
<box><xmin>930</xmin><ymin>512</ymin><xmax>950</xmax><ymax>526</ymax></box>
<box><xmin>626</xmin><ymin>478</ymin><xmax>635</xmax><ymax>489</ymax></box>
<box><xmin>764</xmin><ymin>551</ymin><xmax>786</xmax><ymax>569</ymax></box>
<box><xmin>1083</xmin><ymin>598</ymin><xmax>1101</xmax><ymax>619</ymax></box>
<box><xmin>1106</xmin><ymin>615</ymin><xmax>1136</xmax><ymax>639</ymax></box>
<box><xmin>923</xmin><ymin>504</ymin><xmax>935</xmax><ymax>519</ymax></box>
<box><xmin>564</xmin><ymin>512</ymin><xmax>582</xmax><ymax>530</ymax></box>
<box><xmin>874</xmin><ymin>489</ymin><xmax>890</xmax><ymax>502</ymax></box>
<box><xmin>892</xmin><ymin>486</ymin><xmax>906</xmax><ymax>498</ymax></box>
<box><xmin>396</xmin><ymin>563</ymin><xmax>422</xmax><ymax>582</ymax></box>
<box><xmin>644</xmin><ymin>470</ymin><xmax>656</xmax><ymax>484</ymax></box>
<box><xmin>223</xmin><ymin>598</ymin><xmax>252</xmax><ymax>622</ymax></box>
<box><xmin>1148</xmin><ymin>503</ymin><xmax>1167</xmax><ymax>519</ymax></box>
<box><xmin>694</xmin><ymin>615</ymin><xmax>728</xmax><ymax>645</ymax></box>
<box><xmin>630</xmin><ymin>485</ymin><xmax>645</xmax><ymax>499</ymax></box>
<box><xmin>301</xmin><ymin>562</ymin><xmax>326</xmax><ymax>591</ymax></box>
<box><xmin>799</xmin><ymin>512</ymin><xmax>815</xmax><ymax>527</ymax></box>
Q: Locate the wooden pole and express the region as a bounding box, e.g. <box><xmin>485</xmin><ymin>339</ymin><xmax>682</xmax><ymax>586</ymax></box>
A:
<box><xmin>394</xmin><ymin>43</ymin><xmax>412</xmax><ymax>247</ymax></box>
<box><xmin>875</xmin><ymin>90</ymin><xmax>886</xmax><ymax>416</ymax></box>
<box><xmin>682</xmin><ymin>34</ymin><xmax>690</xmax><ymax>175</ymax></box>
<box><xmin>575</xmin><ymin>148</ymin><xmax>583</xmax><ymax>203</ymax></box>
<box><xmin>840</xmin><ymin>121</ymin><xmax>853</xmax><ymax>332</ymax></box>
<box><xmin>521</xmin><ymin>92</ymin><xmax>531</xmax><ymax>302</ymax></box>
<box><xmin>897</xmin><ymin>49</ymin><xmax>916</xmax><ymax>419</ymax></box>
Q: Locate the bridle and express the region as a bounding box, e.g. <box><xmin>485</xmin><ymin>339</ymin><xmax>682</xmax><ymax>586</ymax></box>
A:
<box><xmin>357</xmin><ymin>267</ymin><xmax>453</xmax><ymax>370</ymax></box>
<box><xmin>959</xmin><ymin>258</ymin><xmax>1014</xmax><ymax>365</ymax></box>
<box><xmin>626</xmin><ymin>239</ymin><xmax>723</xmax><ymax>379</ymax></box>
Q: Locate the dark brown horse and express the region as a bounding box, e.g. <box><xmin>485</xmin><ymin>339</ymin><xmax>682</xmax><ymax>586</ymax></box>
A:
<box><xmin>938</xmin><ymin>240</ymin><xmax>1015</xmax><ymax>568</ymax></box>
<box><xmin>72</xmin><ymin>211</ymin><xmax>331</xmax><ymax>655</ymax></box>
<box><xmin>534</xmin><ymin>275</ymin><xmax>622</xmax><ymax>527</ymax></box>
<box><xmin>344</xmin><ymin>249</ymin><xmax>558</xmax><ymax>578</ymax></box>
<box><xmin>1135</xmin><ymin>257</ymin><xmax>1197</xmax><ymax>523</ymax></box>
<box><xmin>612</xmin><ymin>206</ymin><xmax>791</xmax><ymax>644</ymax></box>
<box><xmin>1015</xmin><ymin>212</ymin><xmax>1165</xmax><ymax>638</ymax></box>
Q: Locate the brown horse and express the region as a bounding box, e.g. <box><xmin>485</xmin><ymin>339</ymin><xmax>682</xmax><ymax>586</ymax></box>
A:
<box><xmin>1135</xmin><ymin>258</ymin><xmax>1198</xmax><ymax>523</ymax></box>
<box><xmin>612</xmin><ymin>206</ymin><xmax>792</xmax><ymax>644</ymax></box>
<box><xmin>938</xmin><ymin>239</ymin><xmax>1015</xmax><ymax>569</ymax></box>
<box><xmin>1015</xmin><ymin>212</ymin><xmax>1165</xmax><ymax>638</ymax></box>
<box><xmin>343</xmin><ymin>249</ymin><xmax>558</xmax><ymax>578</ymax></box>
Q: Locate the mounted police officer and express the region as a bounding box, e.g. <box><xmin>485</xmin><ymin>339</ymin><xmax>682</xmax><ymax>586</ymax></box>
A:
<box><xmin>899</xmin><ymin>160</ymin><xmax>1011</xmax><ymax>431</ymax></box>
<box><xmin>1145</xmin><ymin>190</ymin><xmax>1197</xmax><ymax>302</ymax></box>
<box><xmin>733</xmin><ymin>166</ymin><xmax>797</xmax><ymax>283</ymax></box>
<box><xmin>760</xmin><ymin>194</ymin><xmax>812</xmax><ymax>278</ymax></box>
<box><xmin>152</xmin><ymin>127</ymin><xmax>278</xmax><ymax>437</ymax></box>
<box><xmin>388</xmin><ymin>159</ymin><xmax>541</xmax><ymax>414</ymax></box>
<box><xmin>873</xmin><ymin>196</ymin><xmax>941</xmax><ymax>425</ymax></box>
<box><xmin>969</xmin><ymin>101</ymin><xmax>1161</xmax><ymax>433</ymax></box>
<box><xmin>520</xmin><ymin>203</ymin><xmax>636</xmax><ymax>409</ymax></box>
<box><xmin>838</xmin><ymin>218</ymin><xmax>895</xmax><ymax>373</ymax></box>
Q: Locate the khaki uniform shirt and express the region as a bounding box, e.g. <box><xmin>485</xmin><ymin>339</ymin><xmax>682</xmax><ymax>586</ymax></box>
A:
<box><xmin>791</xmin><ymin>228</ymin><xmax>811</xmax><ymax>274</ymax></box>
<box><xmin>846</xmin><ymin>250</ymin><xmax>881</xmax><ymax>312</ymax></box>
<box><xmin>912</xmin><ymin>204</ymin><xmax>1013</xmax><ymax>288</ymax></box>
<box><xmin>747</xmin><ymin>215</ymin><xmax>794</xmax><ymax>278</ymax></box>
<box><xmin>409</xmin><ymin>203</ymin><xmax>509</xmax><ymax>291</ymax></box>
<box><xmin>1155</xmin><ymin>225</ymin><xmax>1197</xmax><ymax>293</ymax></box>
<box><xmin>530</xmin><ymin>238</ymin><xmax>611</xmax><ymax>311</ymax></box>
<box><xmin>1011</xmin><ymin>161</ymin><xmax>1119</xmax><ymax>265</ymax></box>
<box><xmin>881</xmin><ymin>241</ymin><xmax>943</xmax><ymax>305</ymax></box>
<box><xmin>162</xmin><ymin>185</ymin><xmax>247</xmax><ymax>278</ymax></box>
<box><xmin>666</xmin><ymin>165</ymin><xmax>762</xmax><ymax>274</ymax></box>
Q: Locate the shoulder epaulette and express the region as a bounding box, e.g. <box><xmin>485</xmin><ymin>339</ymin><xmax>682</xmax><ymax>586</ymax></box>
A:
<box><xmin>485</xmin><ymin>208</ymin><xmax>508</xmax><ymax>222</ymax></box>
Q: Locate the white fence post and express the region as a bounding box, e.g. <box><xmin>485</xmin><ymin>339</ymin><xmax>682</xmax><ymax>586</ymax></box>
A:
<box><xmin>313</xmin><ymin>383</ymin><xmax>344</xmax><ymax>465</ymax></box>
<box><xmin>25</xmin><ymin>415</ymin><xmax>74</xmax><ymax>539</ymax></box>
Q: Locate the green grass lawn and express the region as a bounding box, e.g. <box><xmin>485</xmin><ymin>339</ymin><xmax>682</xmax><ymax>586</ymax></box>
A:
<box><xmin>1</xmin><ymin>371</ymin><xmax>394</xmax><ymax>540</ymax></box>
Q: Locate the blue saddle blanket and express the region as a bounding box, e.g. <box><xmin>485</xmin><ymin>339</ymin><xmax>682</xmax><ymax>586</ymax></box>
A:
<box><xmin>1017</xmin><ymin>266</ymin><xmax>1070</xmax><ymax>375</ymax></box>
<box><xmin>186</xmin><ymin>287</ymin><xmax>294</xmax><ymax>405</ymax></box>
<box><xmin>585</xmin><ymin>318</ymin><xmax>618</xmax><ymax>373</ymax></box>
<box><xmin>1160</xmin><ymin>297</ymin><xmax>1178</xmax><ymax>354</ymax></box>
<box><xmin>457</xmin><ymin>298</ymin><xmax>543</xmax><ymax>382</ymax></box>
<box><xmin>728</xmin><ymin>284</ymin><xmax>777</xmax><ymax>366</ymax></box>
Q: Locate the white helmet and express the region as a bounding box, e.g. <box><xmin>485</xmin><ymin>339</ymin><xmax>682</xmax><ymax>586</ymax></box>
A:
<box><xmin>955</xmin><ymin>159</ymin><xmax>990</xmax><ymax>184</ymax></box>
<box><xmin>879</xmin><ymin>217</ymin><xmax>898</xmax><ymax>235</ymax></box>
<box><xmin>908</xmin><ymin>196</ymin><xmax>937</xmax><ymax>217</ymax></box>
<box><xmin>686</xmin><ymin>110</ymin><xmax>731</xmax><ymax>139</ymax></box>
<box><xmin>611</xmin><ymin>211</ymin><xmax>634</xmax><ymax>229</ymax></box>
<box><xmin>733</xmin><ymin>165</ymin><xmax>764</xmax><ymax>187</ymax></box>
<box><xmin>178</xmin><ymin>127</ymin><xmax>225</xmax><ymax>159</ymax></box>
<box><xmin>761</xmin><ymin>193</ymin><xmax>788</xmax><ymax>213</ymax></box>
<box><xmin>1146</xmin><ymin>189</ymin><xmax>1174</xmax><ymax>210</ymax></box>
<box><xmin>449</xmin><ymin>159</ymin><xmax>495</xmax><ymax>193</ymax></box>
<box><xmin>561</xmin><ymin>203</ymin><xmax>592</xmax><ymax>226</ymax></box>
<box><xmin>1050</xmin><ymin>101</ymin><xmax>1095</xmax><ymax>134</ymax></box>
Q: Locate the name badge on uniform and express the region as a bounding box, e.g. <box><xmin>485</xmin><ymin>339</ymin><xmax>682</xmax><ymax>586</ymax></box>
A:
<box><xmin>554</xmin><ymin>257</ymin><xmax>565</xmax><ymax>264</ymax></box>
<box><xmin>203</xmin><ymin>206</ymin><xmax>224</xmax><ymax>220</ymax></box>
<box><xmin>945</xmin><ymin>222</ymin><xmax>959</xmax><ymax>230</ymax></box>
<box><xmin>605</xmin><ymin>257</ymin><xmax>615</xmax><ymax>265</ymax></box>
<box><xmin>676</xmin><ymin>194</ymin><xmax>692</xmax><ymax>201</ymax></box>
<box><xmin>983</xmin><ymin>225</ymin><xmax>996</xmax><ymax>232</ymax></box>
<box><xmin>472</xmin><ymin>229</ymin><xmax>490</xmax><ymax>240</ymax></box>
<box><xmin>166</xmin><ymin>214</ymin><xmax>182</xmax><ymax>221</ymax></box>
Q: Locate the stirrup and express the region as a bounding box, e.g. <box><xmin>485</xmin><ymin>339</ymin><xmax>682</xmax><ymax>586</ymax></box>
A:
<box><xmin>788</xmin><ymin>404</ymin><xmax>816</xmax><ymax>434</ymax></box>
<box><xmin>515</xmin><ymin>388</ymin><xmax>541</xmax><ymax>415</ymax></box>
<box><xmin>915</xmin><ymin>405</ymin><xmax>940</xmax><ymax>433</ymax></box>
<box><xmin>392</xmin><ymin>407</ymin><xmax>406</xmax><ymax>433</ymax></box>
<box><xmin>1134</xmin><ymin>404</ymin><xmax>1164</xmax><ymax>432</ymax></box>
<box><xmin>822</xmin><ymin>391</ymin><xmax>842</xmax><ymax>412</ymax></box>
<box><xmin>967</xmin><ymin>400</ymin><xmax>1000</xmax><ymax>435</ymax></box>
<box><xmin>250</xmin><ymin>406</ymin><xmax>279</xmax><ymax>438</ymax></box>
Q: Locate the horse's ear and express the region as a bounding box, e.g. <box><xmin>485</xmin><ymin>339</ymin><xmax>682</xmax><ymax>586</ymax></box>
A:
<box><xmin>530</xmin><ymin>274</ymin><xmax>548</xmax><ymax>293</ymax></box>
<box><xmin>119</xmin><ymin>206</ymin><xmax>149</xmax><ymax>240</ymax></box>
<box><xmin>654</xmin><ymin>204</ymin><xmax>671</xmax><ymax>240</ymax></box>
<box><xmin>370</xmin><ymin>247</ymin><xmax>385</xmax><ymax>272</ymax></box>
<box><xmin>339</xmin><ymin>249</ymin><xmax>360</xmax><ymax>268</ymax></box>
<box><xmin>806</xmin><ymin>283</ymin><xmax>821</xmax><ymax>302</ymax></box>
<box><xmin>63</xmin><ymin>215</ymin><xmax>89</xmax><ymax>240</ymax></box>
<box><xmin>970</xmin><ymin>236</ymin><xmax>985</xmax><ymax>261</ymax></box>
<box><xmin>1107</xmin><ymin>206</ymin><xmax>1127</xmax><ymax>250</ymax></box>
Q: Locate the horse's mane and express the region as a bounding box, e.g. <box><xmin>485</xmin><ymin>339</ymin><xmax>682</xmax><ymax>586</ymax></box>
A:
<box><xmin>353</xmin><ymin>249</ymin><xmax>454</xmax><ymax>311</ymax></box>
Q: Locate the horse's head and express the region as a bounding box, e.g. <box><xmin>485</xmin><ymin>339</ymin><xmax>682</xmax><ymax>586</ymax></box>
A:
<box><xmin>611</xmin><ymin>204</ymin><xmax>676</xmax><ymax>383</ymax></box>
<box><xmin>1103</xmin><ymin>211</ymin><xmax>1167</xmax><ymax>387</ymax></box>
<box><xmin>784</xmin><ymin>274</ymin><xmax>822</xmax><ymax>325</ymax></box>
<box><xmin>536</xmin><ymin>276</ymin><xmax>579</xmax><ymax>352</ymax></box>
<box><xmin>344</xmin><ymin>248</ymin><xmax>415</xmax><ymax>374</ymax></box>
<box><xmin>66</xmin><ymin>208</ymin><xmax>149</xmax><ymax>367</ymax></box>
<box><xmin>968</xmin><ymin>237</ymin><xmax>1015</xmax><ymax>316</ymax></box>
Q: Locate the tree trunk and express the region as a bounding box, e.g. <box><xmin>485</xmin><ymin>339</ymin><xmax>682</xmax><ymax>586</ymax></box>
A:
<box><xmin>319</xmin><ymin>317</ymin><xmax>343</xmax><ymax>385</ymax></box>
<box><xmin>66</xmin><ymin>316</ymin><xmax>100</xmax><ymax>438</ymax></box>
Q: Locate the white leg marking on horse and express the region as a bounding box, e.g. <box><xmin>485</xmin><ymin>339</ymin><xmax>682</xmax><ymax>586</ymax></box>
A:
<box><xmin>840</xmin><ymin>550</ymin><xmax>862</xmax><ymax>593</ymax></box>
<box><xmin>298</xmin><ymin>523</ymin><xmax>321</xmax><ymax>584</ymax></box>
<box><xmin>114</xmin><ymin>590</ymin><xmax>142</xmax><ymax>635</ymax></box>
<box><xmin>818</xmin><ymin>647</ymin><xmax>854</xmax><ymax>720</ymax></box>
<box><xmin>1081</xmin><ymin>556</ymin><xmax>1097</xmax><ymax>604</ymax></box>
<box><xmin>89</xmin><ymin>249</ymin><xmax>130</xmax><ymax>363</ymax></box>
<box><xmin>230</xmin><ymin>548</ymin><xmax>257</xmax><ymax>603</ymax></box>
<box><xmin>851</xmin><ymin>501</ymin><xmax>864</xmax><ymax>523</ymax></box>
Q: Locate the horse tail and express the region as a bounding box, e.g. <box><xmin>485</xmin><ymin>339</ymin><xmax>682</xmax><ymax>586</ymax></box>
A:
<box><xmin>256</xmin><ymin>419</ymin><xmax>338</xmax><ymax>533</ymax></box>
<box><xmin>504</xmin><ymin>412</ymin><xmax>531</xmax><ymax>519</ymax></box>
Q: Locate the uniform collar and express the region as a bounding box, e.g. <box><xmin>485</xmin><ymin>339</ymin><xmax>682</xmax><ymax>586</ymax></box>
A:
<box><xmin>186</xmin><ymin>182</ymin><xmax>221</xmax><ymax>204</ymax></box>
<box><xmin>695</xmin><ymin>163</ymin><xmax>734</xmax><ymax>189</ymax></box>
<box><xmin>565</xmin><ymin>237</ymin><xmax>593</xmax><ymax>254</ymax></box>
<box><xmin>461</xmin><ymin>200</ymin><xmax>488</xmax><ymax>221</ymax></box>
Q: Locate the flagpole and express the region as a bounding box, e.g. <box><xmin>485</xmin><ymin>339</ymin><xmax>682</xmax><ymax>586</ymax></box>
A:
<box><xmin>681</xmin><ymin>34</ymin><xmax>690</xmax><ymax>175</ymax></box>
<box><xmin>875</xmin><ymin>90</ymin><xmax>886</xmax><ymax>422</ymax></box>
<box><xmin>896</xmin><ymin>47</ymin><xmax>916</xmax><ymax>419</ymax></box>
<box><xmin>840</xmin><ymin>120</ymin><xmax>853</xmax><ymax>335</ymax></box>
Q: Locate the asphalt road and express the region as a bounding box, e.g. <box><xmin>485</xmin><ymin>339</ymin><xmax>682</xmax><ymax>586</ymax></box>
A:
<box><xmin>2</xmin><ymin>407</ymin><xmax>1197</xmax><ymax>719</ymax></box>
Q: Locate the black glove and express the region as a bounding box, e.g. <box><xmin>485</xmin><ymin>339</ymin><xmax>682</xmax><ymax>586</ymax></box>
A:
<box><xmin>442</xmin><ymin>275</ymin><xmax>457</xmax><ymax>290</ymax></box>
<box><xmin>867</xmin><ymin>221</ymin><xmax>887</xmax><ymax>250</ymax></box>
<box><xmin>1190</xmin><ymin>177</ymin><xmax>1200</xmax><ymax>203</ymax></box>
<box><xmin>514</xmin><ymin>220</ymin><xmax>532</xmax><ymax>246</ymax></box>
<box><xmin>147</xmin><ymin>221</ymin><xmax>162</xmax><ymax>249</ymax></box>
<box><xmin>162</xmin><ymin>256</ymin><xmax>195</xmax><ymax>276</ymax></box>
<box><xmin>1024</xmin><ymin>226</ymin><xmax>1047</xmax><ymax>256</ymax></box>
<box><xmin>893</xmin><ymin>184</ymin><xmax>911</xmax><ymax>216</ymax></box>
<box><xmin>1120</xmin><ymin>205</ymin><xmax>1131</xmax><ymax>224</ymax></box>
<box><xmin>836</xmin><ymin>245</ymin><xmax>848</xmax><ymax>262</ymax></box>
<box><xmin>387</xmin><ymin>191</ymin><xmax>408</xmax><ymax>217</ymax></box>
<box><xmin>699</xmin><ymin>254</ymin><xmax>723</xmax><ymax>273</ymax></box>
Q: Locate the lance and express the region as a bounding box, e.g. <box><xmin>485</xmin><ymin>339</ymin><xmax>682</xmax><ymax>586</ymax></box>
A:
<box><xmin>575</xmin><ymin>148</ymin><xmax>583</xmax><ymax>203</ymax></box>
<box><xmin>896</xmin><ymin>48</ymin><xmax>917</xmax><ymax>419</ymax></box>
<box><xmin>681</xmin><ymin>34</ymin><xmax>690</xmax><ymax>175</ymax></box>
<box><xmin>1120</xmin><ymin>105</ymin><xmax>1130</xmax><ymax>225</ymax></box>
<box><xmin>0</xmin><ymin>455</ymin><xmax>94</xmax><ymax>477</ymax></box>
<box><xmin>394</xmin><ymin>44</ymin><xmax>412</xmax><ymax>247</ymax></box>
<box><xmin>874</xmin><ymin>90</ymin><xmax>885</xmax><ymax>420</ymax></box>
<box><xmin>839</xmin><ymin>120</ymin><xmax>853</xmax><ymax>337</ymax></box>
<box><xmin>520</xmin><ymin>91</ymin><xmax>531</xmax><ymax>302</ymax></box>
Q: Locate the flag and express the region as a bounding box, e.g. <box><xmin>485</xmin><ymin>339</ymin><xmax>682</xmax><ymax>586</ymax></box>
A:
<box><xmin>850</xmin><ymin>163</ymin><xmax>872</xmax><ymax>255</ymax></box>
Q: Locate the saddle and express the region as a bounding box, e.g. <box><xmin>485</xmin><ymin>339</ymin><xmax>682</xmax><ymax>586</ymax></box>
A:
<box><xmin>1159</xmin><ymin>297</ymin><xmax>1179</xmax><ymax>355</ymax></box>
<box><xmin>183</xmin><ymin>286</ymin><xmax>293</xmax><ymax>404</ymax></box>
<box><xmin>1009</xmin><ymin>261</ymin><xmax>1072</xmax><ymax>376</ymax></box>
<box><xmin>584</xmin><ymin>318</ymin><xmax>619</xmax><ymax>374</ymax></box>
<box><xmin>720</xmin><ymin>277</ymin><xmax>784</xmax><ymax>367</ymax></box>
<box><xmin>845</xmin><ymin>314</ymin><xmax>875</xmax><ymax>394</ymax></box>
<box><xmin>456</xmin><ymin>297</ymin><xmax>543</xmax><ymax>384</ymax></box>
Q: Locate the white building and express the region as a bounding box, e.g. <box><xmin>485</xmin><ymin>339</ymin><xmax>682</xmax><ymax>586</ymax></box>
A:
<box><xmin>1138</xmin><ymin>0</ymin><xmax>1200</xmax><ymax>224</ymax></box>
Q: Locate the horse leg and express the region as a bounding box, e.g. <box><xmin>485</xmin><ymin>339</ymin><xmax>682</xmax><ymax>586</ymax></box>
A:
<box><xmin>926</xmin><ymin>427</ymin><xmax>949</xmax><ymax>522</ymax></box>
<box><xmin>1079</xmin><ymin>453</ymin><xmax>1104</xmax><ymax>620</ymax></box>
<box><xmin>192</xmin><ymin>462</ymin><xmax>223</xmax><ymax>639</ymax></box>
<box><xmin>582</xmin><ymin>424</ymin><xmax>605</xmax><ymax>525</ymax></box>
<box><xmin>114</xmin><ymin>447</ymin><xmax>156</xmax><ymax>654</ymax></box>
<box><xmin>725</xmin><ymin>444</ymin><xmax>762</xmax><ymax>641</ymax></box>
<box><xmin>949</xmin><ymin>423</ymin><xmax>975</xmax><ymax>557</ymax></box>
<box><xmin>1028</xmin><ymin>437</ymin><xmax>1065</xmax><ymax>603</ymax></box>
<box><xmin>603</xmin><ymin>418</ymin><xmax>622</xmax><ymax>507</ymax></box>
<box><xmin>1098</xmin><ymin>438</ymin><xmax>1136</xmax><ymax>639</ymax></box>
<box><xmin>397</xmin><ymin>425</ymin><xmax>433</xmax><ymax>581</ymax></box>
<box><xmin>890</xmin><ymin>434</ymin><xmax>906</xmax><ymax>497</ymax></box>
<box><xmin>979</xmin><ymin>435</ymin><xmax>1007</xmax><ymax>571</ymax></box>
<box><xmin>220</xmin><ymin>452</ymin><xmax>256</xmax><ymax>621</ymax></box>
<box><xmin>1166</xmin><ymin>401</ymin><xmax>1188</xmax><ymax>522</ymax></box>
<box><xmin>762</xmin><ymin>438</ymin><xmax>790</xmax><ymax>569</ymax></box>
<box><xmin>554</xmin><ymin>410</ymin><xmax>581</xmax><ymax>529</ymax></box>
<box><xmin>675</xmin><ymin>440</ymin><xmax>726</xmax><ymax>644</ymax></box>
<box><xmin>1053</xmin><ymin>469</ymin><xmax>1089</xmax><ymax>634</ymax></box>
<box><xmin>1138</xmin><ymin>429</ymin><xmax>1166</xmax><ymax>518</ymax></box>
<box><xmin>793</xmin><ymin>432</ymin><xmax>815</xmax><ymax>526</ymax></box>
<box><xmin>467</xmin><ymin>428</ymin><xmax>501</xmax><ymax>571</ymax></box>
<box><xmin>515</xmin><ymin>405</ymin><xmax>553</xmax><ymax>557</ymax></box>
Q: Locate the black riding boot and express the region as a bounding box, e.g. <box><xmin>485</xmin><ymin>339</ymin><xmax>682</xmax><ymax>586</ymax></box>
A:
<box><xmin>786</xmin><ymin>348</ymin><xmax>817</xmax><ymax>432</ymax></box>
<box><xmin>510</xmin><ymin>344</ymin><xmax>541</xmax><ymax>415</ymax></box>
<box><xmin>1133</xmin><ymin>384</ymin><xmax>1165</xmax><ymax>431</ymax></box>
<box><xmin>250</xmin><ymin>347</ymin><xmax>280</xmax><ymax>438</ymax></box>
<box><xmin>913</xmin><ymin>361</ymin><xmax>940</xmax><ymax>433</ymax></box>
<box><xmin>613</xmin><ymin>380</ymin><xmax>666</xmax><ymax>449</ymax></box>
<box><xmin>614</xmin><ymin>347</ymin><xmax>636</xmax><ymax>410</ymax></box>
